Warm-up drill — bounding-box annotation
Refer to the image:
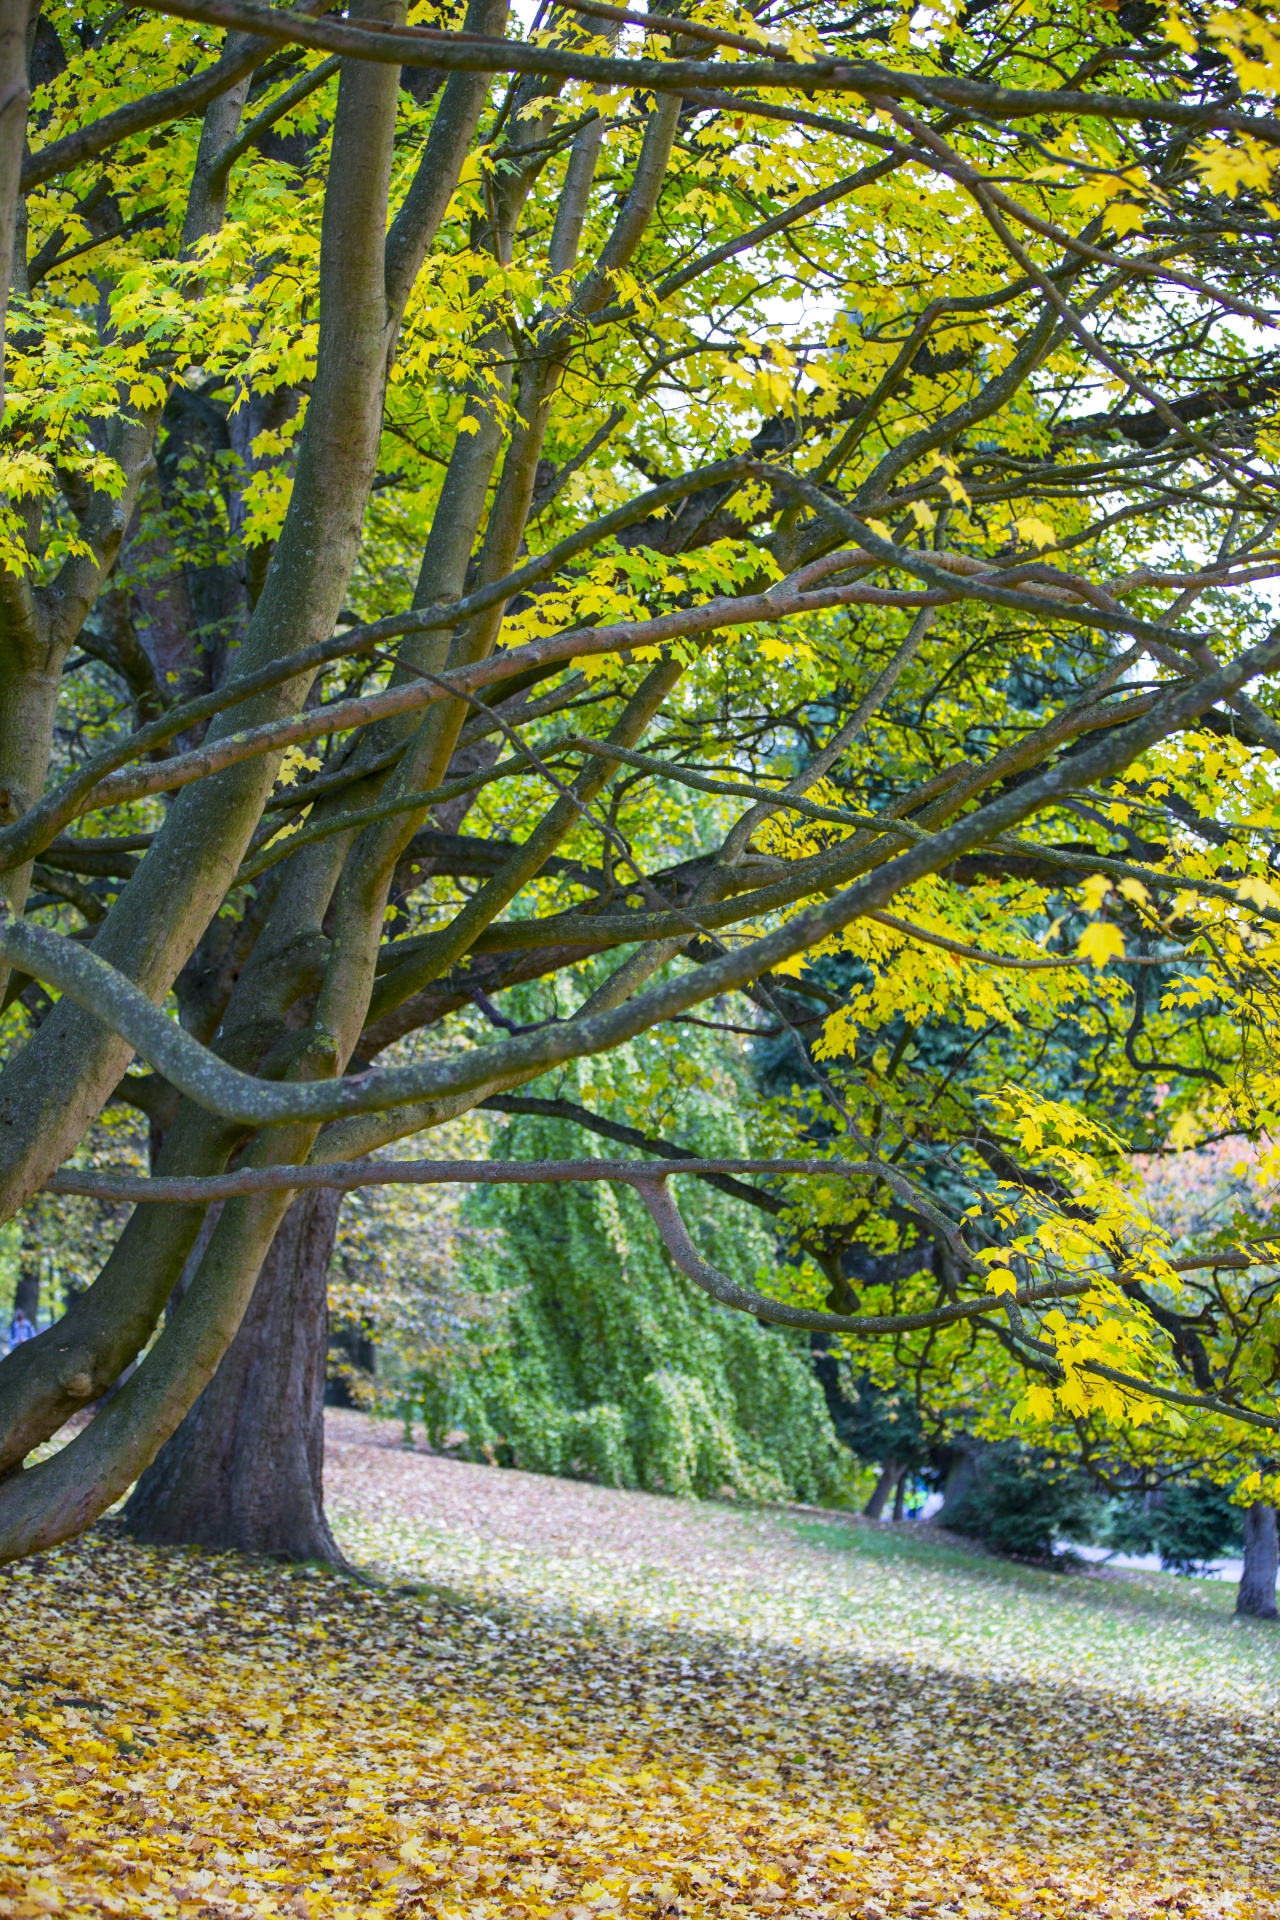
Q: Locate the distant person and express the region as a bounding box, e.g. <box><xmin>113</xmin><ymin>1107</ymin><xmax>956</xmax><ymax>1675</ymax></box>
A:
<box><xmin>7</xmin><ymin>1308</ymin><xmax>35</xmax><ymax>1353</ymax></box>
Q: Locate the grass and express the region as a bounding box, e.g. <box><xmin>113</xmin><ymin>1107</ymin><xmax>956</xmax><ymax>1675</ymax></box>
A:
<box><xmin>327</xmin><ymin>1464</ymin><xmax>1280</xmax><ymax>1720</ymax></box>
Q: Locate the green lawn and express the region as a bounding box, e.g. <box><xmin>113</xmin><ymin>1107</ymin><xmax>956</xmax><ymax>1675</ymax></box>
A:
<box><xmin>325</xmin><ymin>1421</ymin><xmax>1280</xmax><ymax>1717</ymax></box>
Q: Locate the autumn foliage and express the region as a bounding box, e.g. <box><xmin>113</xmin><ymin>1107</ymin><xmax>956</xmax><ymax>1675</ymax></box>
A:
<box><xmin>2</xmin><ymin>1473</ymin><xmax>1277</xmax><ymax>1920</ymax></box>
<box><xmin>3</xmin><ymin>0</ymin><xmax>1280</xmax><ymax>1565</ymax></box>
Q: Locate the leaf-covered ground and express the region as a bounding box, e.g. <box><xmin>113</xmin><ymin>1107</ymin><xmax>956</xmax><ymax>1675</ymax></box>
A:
<box><xmin>1</xmin><ymin>1414</ymin><xmax>1276</xmax><ymax>1920</ymax></box>
<box><xmin>323</xmin><ymin>1415</ymin><xmax>1280</xmax><ymax>1715</ymax></box>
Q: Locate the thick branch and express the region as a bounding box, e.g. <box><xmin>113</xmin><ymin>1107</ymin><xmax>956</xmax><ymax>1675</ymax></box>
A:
<box><xmin>144</xmin><ymin>1</ymin><xmax>1280</xmax><ymax>145</ymax></box>
<box><xmin>20</xmin><ymin>7</ymin><xmax>322</xmax><ymax>189</ymax></box>
<box><xmin>4</xmin><ymin>629</ymin><xmax>1277</xmax><ymax>1129</ymax></box>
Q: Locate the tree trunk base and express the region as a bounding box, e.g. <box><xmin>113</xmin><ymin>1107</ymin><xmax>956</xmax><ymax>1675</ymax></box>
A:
<box><xmin>1235</xmin><ymin>1502</ymin><xmax>1278</xmax><ymax>1619</ymax></box>
<box><xmin>124</xmin><ymin>1189</ymin><xmax>345</xmax><ymax>1564</ymax></box>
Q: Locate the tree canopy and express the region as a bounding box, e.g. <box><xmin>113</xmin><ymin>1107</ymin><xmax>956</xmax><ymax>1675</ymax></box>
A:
<box><xmin>2</xmin><ymin>0</ymin><xmax>1280</xmax><ymax>1561</ymax></box>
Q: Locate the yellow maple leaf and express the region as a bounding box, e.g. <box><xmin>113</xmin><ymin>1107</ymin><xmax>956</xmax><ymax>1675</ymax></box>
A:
<box><xmin>277</xmin><ymin>745</ymin><xmax>322</xmax><ymax>788</ymax></box>
<box><xmin>759</xmin><ymin>635</ymin><xmax>814</xmax><ymax>662</ymax></box>
<box><xmin>1014</xmin><ymin>515</ymin><xmax>1057</xmax><ymax>549</ymax></box>
<box><xmin>1194</xmin><ymin>138</ymin><xmax>1274</xmax><ymax>199</ymax></box>
<box><xmin>1164</xmin><ymin>6</ymin><xmax>1197</xmax><ymax>54</ymax></box>
<box><xmin>1077</xmin><ymin>921</ymin><xmax>1126</xmax><ymax>968</ymax></box>
<box><xmin>1104</xmin><ymin>201</ymin><xmax>1145</xmax><ymax>236</ymax></box>
<box><xmin>1167</xmin><ymin>1108</ymin><xmax>1202</xmax><ymax>1149</ymax></box>
<box><xmin>1022</xmin><ymin>1382</ymin><xmax>1059</xmax><ymax>1422</ymax></box>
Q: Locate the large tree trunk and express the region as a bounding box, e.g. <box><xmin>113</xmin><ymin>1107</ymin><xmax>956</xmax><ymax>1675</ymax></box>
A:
<box><xmin>1235</xmin><ymin>1502</ymin><xmax>1278</xmax><ymax>1619</ymax></box>
<box><xmin>123</xmin><ymin>1187</ymin><xmax>343</xmax><ymax>1560</ymax></box>
<box><xmin>938</xmin><ymin>1439</ymin><xmax>990</xmax><ymax>1520</ymax></box>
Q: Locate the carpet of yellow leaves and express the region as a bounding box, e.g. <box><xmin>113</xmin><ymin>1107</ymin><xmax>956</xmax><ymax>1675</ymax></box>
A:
<box><xmin>0</xmin><ymin>1523</ymin><xmax>1277</xmax><ymax>1920</ymax></box>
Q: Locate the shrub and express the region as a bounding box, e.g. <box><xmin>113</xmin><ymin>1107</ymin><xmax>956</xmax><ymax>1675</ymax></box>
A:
<box><xmin>944</xmin><ymin>1447</ymin><xmax>1099</xmax><ymax>1562</ymax></box>
<box><xmin>1103</xmin><ymin>1483</ymin><xmax>1243</xmax><ymax>1575</ymax></box>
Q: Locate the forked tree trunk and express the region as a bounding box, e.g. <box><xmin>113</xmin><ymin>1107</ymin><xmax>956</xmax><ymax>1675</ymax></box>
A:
<box><xmin>123</xmin><ymin>1187</ymin><xmax>343</xmax><ymax>1561</ymax></box>
<box><xmin>864</xmin><ymin>1464</ymin><xmax>903</xmax><ymax>1519</ymax></box>
<box><xmin>1235</xmin><ymin>1502</ymin><xmax>1278</xmax><ymax>1619</ymax></box>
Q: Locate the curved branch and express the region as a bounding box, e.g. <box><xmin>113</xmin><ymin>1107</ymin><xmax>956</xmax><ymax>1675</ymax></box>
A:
<box><xmin>633</xmin><ymin>1178</ymin><xmax>1050</xmax><ymax>1334</ymax></box>
<box><xmin>44</xmin><ymin>1152</ymin><xmax>876</xmax><ymax>1199</ymax></box>
<box><xmin>747</xmin><ymin>463</ymin><xmax>1213</xmax><ymax>651</ymax></box>
<box><xmin>22</xmin><ymin>38</ymin><xmax>270</xmax><ymax>191</ymax></box>
<box><xmin>40</xmin><ymin>1152</ymin><xmax>1278</xmax><ymax>1430</ymax></box>
<box><xmin>145</xmin><ymin>0</ymin><xmax>1280</xmax><ymax>146</ymax></box>
<box><xmin>0</xmin><ymin>456</ymin><xmax>758</xmax><ymax>875</ymax></box>
<box><xmin>40</xmin><ymin>1152</ymin><xmax>1077</xmax><ymax>1335</ymax></box>
<box><xmin>21</xmin><ymin>0</ymin><xmax>342</xmax><ymax>190</ymax></box>
<box><xmin>33</xmin><ymin>573</ymin><xmax>944</xmax><ymax>832</ymax></box>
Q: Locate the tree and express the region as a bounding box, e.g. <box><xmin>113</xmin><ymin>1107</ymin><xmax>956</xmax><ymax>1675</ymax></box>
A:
<box><xmin>1103</xmin><ymin>1479</ymin><xmax>1242</xmax><ymax>1575</ymax></box>
<box><xmin>416</xmin><ymin>1057</ymin><xmax>850</xmax><ymax>1502</ymax></box>
<box><xmin>1236</xmin><ymin>1502</ymin><xmax>1278</xmax><ymax>1619</ymax></box>
<box><xmin>940</xmin><ymin>1443</ymin><xmax>1097</xmax><ymax>1564</ymax></box>
<box><xmin>3</xmin><ymin>0</ymin><xmax>1280</xmax><ymax>1564</ymax></box>
<box><xmin>810</xmin><ymin>1365</ymin><xmax>928</xmax><ymax>1518</ymax></box>
<box><xmin>123</xmin><ymin>1186</ymin><xmax>343</xmax><ymax>1557</ymax></box>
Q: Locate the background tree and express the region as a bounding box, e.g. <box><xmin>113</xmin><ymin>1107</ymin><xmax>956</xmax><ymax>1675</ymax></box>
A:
<box><xmin>417</xmin><ymin>1027</ymin><xmax>850</xmax><ymax>1502</ymax></box>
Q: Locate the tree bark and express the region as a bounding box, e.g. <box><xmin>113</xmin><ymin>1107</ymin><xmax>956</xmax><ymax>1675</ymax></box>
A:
<box><xmin>864</xmin><ymin>1464</ymin><xmax>903</xmax><ymax>1519</ymax></box>
<box><xmin>0</xmin><ymin>0</ymin><xmax>420</xmax><ymax>1527</ymax></box>
<box><xmin>12</xmin><ymin>1264</ymin><xmax>36</xmax><ymax>1327</ymax></box>
<box><xmin>1235</xmin><ymin>1502</ymin><xmax>1278</xmax><ymax>1619</ymax></box>
<box><xmin>0</xmin><ymin>0</ymin><xmax>33</xmax><ymax>426</ymax></box>
<box><xmin>123</xmin><ymin>1187</ymin><xmax>342</xmax><ymax>1560</ymax></box>
<box><xmin>938</xmin><ymin>1439</ymin><xmax>989</xmax><ymax>1519</ymax></box>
